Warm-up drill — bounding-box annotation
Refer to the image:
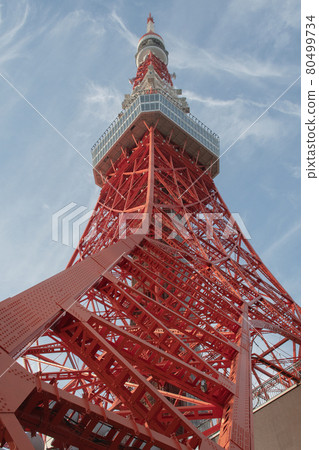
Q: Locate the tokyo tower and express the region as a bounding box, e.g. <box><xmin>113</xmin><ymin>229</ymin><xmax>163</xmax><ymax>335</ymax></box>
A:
<box><xmin>0</xmin><ymin>14</ymin><xmax>301</xmax><ymax>450</ymax></box>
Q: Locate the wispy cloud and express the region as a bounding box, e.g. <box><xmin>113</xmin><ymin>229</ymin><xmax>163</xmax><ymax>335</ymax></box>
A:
<box><xmin>0</xmin><ymin>1</ymin><xmax>30</xmax><ymax>65</ymax></box>
<box><xmin>182</xmin><ymin>87</ymin><xmax>300</xmax><ymax>155</ymax></box>
<box><xmin>273</xmin><ymin>99</ymin><xmax>300</xmax><ymax>117</ymax></box>
<box><xmin>182</xmin><ymin>93</ymin><xmax>282</xmax><ymax>151</ymax></box>
<box><xmin>0</xmin><ymin>2</ymin><xmax>29</xmax><ymax>46</ymax></box>
<box><xmin>286</xmin><ymin>164</ymin><xmax>301</xmax><ymax>179</ymax></box>
<box><xmin>109</xmin><ymin>10</ymin><xmax>138</xmax><ymax>48</ymax></box>
<box><xmin>184</xmin><ymin>90</ymin><xmax>300</xmax><ymax>118</ymax></box>
<box><xmin>49</xmin><ymin>9</ymin><xmax>105</xmax><ymax>40</ymax></box>
<box><xmin>184</xmin><ymin>91</ymin><xmax>268</xmax><ymax>117</ymax></box>
<box><xmin>262</xmin><ymin>222</ymin><xmax>300</xmax><ymax>259</ymax></box>
<box><xmin>169</xmin><ymin>38</ymin><xmax>286</xmax><ymax>79</ymax></box>
<box><xmin>82</xmin><ymin>81</ymin><xmax>123</xmax><ymax>123</ymax></box>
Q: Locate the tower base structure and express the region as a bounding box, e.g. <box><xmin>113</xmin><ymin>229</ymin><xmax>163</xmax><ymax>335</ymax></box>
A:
<box><xmin>0</xmin><ymin>126</ymin><xmax>300</xmax><ymax>449</ymax></box>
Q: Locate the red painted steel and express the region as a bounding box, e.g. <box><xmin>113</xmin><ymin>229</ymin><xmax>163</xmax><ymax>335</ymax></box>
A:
<box><xmin>0</xmin><ymin>17</ymin><xmax>300</xmax><ymax>450</ymax></box>
<box><xmin>0</xmin><ymin>127</ymin><xmax>301</xmax><ymax>448</ymax></box>
<box><xmin>133</xmin><ymin>52</ymin><xmax>173</xmax><ymax>88</ymax></box>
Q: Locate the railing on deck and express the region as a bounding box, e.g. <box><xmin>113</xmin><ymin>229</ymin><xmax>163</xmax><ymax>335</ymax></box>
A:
<box><xmin>91</xmin><ymin>89</ymin><xmax>220</xmax><ymax>167</ymax></box>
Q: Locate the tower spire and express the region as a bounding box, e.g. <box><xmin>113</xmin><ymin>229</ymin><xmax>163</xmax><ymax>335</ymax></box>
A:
<box><xmin>124</xmin><ymin>15</ymin><xmax>191</xmax><ymax>112</ymax></box>
<box><xmin>135</xmin><ymin>15</ymin><xmax>168</xmax><ymax>69</ymax></box>
<box><xmin>147</xmin><ymin>12</ymin><xmax>154</xmax><ymax>33</ymax></box>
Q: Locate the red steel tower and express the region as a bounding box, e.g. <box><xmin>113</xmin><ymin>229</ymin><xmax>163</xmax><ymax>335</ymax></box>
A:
<box><xmin>0</xmin><ymin>15</ymin><xmax>300</xmax><ymax>450</ymax></box>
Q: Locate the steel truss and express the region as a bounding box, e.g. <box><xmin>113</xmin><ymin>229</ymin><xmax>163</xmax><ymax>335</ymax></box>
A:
<box><xmin>0</xmin><ymin>126</ymin><xmax>300</xmax><ymax>449</ymax></box>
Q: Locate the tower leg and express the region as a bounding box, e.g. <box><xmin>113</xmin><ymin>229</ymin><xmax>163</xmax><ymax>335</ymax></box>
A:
<box><xmin>218</xmin><ymin>304</ymin><xmax>254</xmax><ymax>450</ymax></box>
<box><xmin>0</xmin><ymin>413</ymin><xmax>35</xmax><ymax>450</ymax></box>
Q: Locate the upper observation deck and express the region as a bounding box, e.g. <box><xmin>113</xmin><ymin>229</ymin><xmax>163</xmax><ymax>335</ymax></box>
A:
<box><xmin>91</xmin><ymin>90</ymin><xmax>220</xmax><ymax>187</ymax></box>
<box><xmin>91</xmin><ymin>14</ymin><xmax>220</xmax><ymax>187</ymax></box>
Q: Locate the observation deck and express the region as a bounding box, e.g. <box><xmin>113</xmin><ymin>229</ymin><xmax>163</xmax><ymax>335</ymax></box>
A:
<box><xmin>91</xmin><ymin>91</ymin><xmax>220</xmax><ymax>187</ymax></box>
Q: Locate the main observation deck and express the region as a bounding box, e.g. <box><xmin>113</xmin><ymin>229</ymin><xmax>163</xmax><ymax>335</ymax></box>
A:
<box><xmin>91</xmin><ymin>91</ymin><xmax>220</xmax><ymax>187</ymax></box>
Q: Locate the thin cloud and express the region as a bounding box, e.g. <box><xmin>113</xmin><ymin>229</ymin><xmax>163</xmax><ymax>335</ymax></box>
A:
<box><xmin>49</xmin><ymin>9</ymin><xmax>105</xmax><ymax>39</ymax></box>
<box><xmin>262</xmin><ymin>222</ymin><xmax>300</xmax><ymax>259</ymax></box>
<box><xmin>290</xmin><ymin>166</ymin><xmax>301</xmax><ymax>179</ymax></box>
<box><xmin>169</xmin><ymin>38</ymin><xmax>286</xmax><ymax>79</ymax></box>
<box><xmin>184</xmin><ymin>90</ymin><xmax>264</xmax><ymax>109</ymax></box>
<box><xmin>183</xmin><ymin>88</ymin><xmax>300</xmax><ymax>152</ymax></box>
<box><xmin>184</xmin><ymin>90</ymin><xmax>300</xmax><ymax>117</ymax></box>
<box><xmin>109</xmin><ymin>10</ymin><xmax>138</xmax><ymax>48</ymax></box>
<box><xmin>0</xmin><ymin>2</ymin><xmax>29</xmax><ymax>47</ymax></box>
<box><xmin>273</xmin><ymin>99</ymin><xmax>300</xmax><ymax>117</ymax></box>
<box><xmin>183</xmin><ymin>90</ymin><xmax>288</xmax><ymax>150</ymax></box>
<box><xmin>0</xmin><ymin>1</ymin><xmax>30</xmax><ymax>64</ymax></box>
<box><xmin>83</xmin><ymin>81</ymin><xmax>123</xmax><ymax>123</ymax></box>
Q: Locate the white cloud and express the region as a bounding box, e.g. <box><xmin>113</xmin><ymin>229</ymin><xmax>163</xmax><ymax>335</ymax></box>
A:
<box><xmin>183</xmin><ymin>91</ymin><xmax>279</xmax><ymax>151</ymax></box>
<box><xmin>273</xmin><ymin>99</ymin><xmax>300</xmax><ymax>117</ymax></box>
<box><xmin>109</xmin><ymin>10</ymin><xmax>138</xmax><ymax>49</ymax></box>
<box><xmin>184</xmin><ymin>89</ymin><xmax>300</xmax><ymax>118</ymax></box>
<box><xmin>287</xmin><ymin>165</ymin><xmax>301</xmax><ymax>179</ymax></box>
<box><xmin>49</xmin><ymin>9</ymin><xmax>105</xmax><ymax>40</ymax></box>
<box><xmin>262</xmin><ymin>222</ymin><xmax>300</xmax><ymax>259</ymax></box>
<box><xmin>169</xmin><ymin>38</ymin><xmax>287</xmax><ymax>80</ymax></box>
<box><xmin>83</xmin><ymin>81</ymin><xmax>123</xmax><ymax>122</ymax></box>
<box><xmin>0</xmin><ymin>1</ymin><xmax>30</xmax><ymax>65</ymax></box>
<box><xmin>0</xmin><ymin>2</ymin><xmax>29</xmax><ymax>47</ymax></box>
<box><xmin>184</xmin><ymin>90</ymin><xmax>268</xmax><ymax>114</ymax></box>
<box><xmin>182</xmin><ymin>86</ymin><xmax>300</xmax><ymax>159</ymax></box>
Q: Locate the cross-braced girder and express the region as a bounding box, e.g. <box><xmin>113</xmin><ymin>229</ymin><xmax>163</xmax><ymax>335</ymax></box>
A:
<box><xmin>0</xmin><ymin>126</ymin><xmax>300</xmax><ymax>449</ymax></box>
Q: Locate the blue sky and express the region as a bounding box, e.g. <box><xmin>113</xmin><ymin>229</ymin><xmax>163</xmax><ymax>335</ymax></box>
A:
<box><xmin>0</xmin><ymin>0</ymin><xmax>300</xmax><ymax>302</ymax></box>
